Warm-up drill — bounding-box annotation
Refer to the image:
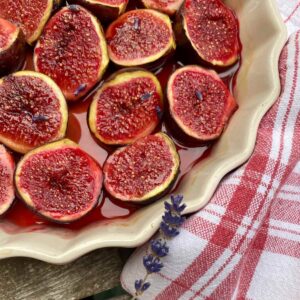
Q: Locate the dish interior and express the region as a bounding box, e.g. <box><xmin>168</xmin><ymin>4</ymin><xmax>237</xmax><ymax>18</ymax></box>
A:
<box><xmin>0</xmin><ymin>0</ymin><xmax>286</xmax><ymax>263</ymax></box>
<box><xmin>4</xmin><ymin>50</ymin><xmax>239</xmax><ymax>230</ymax></box>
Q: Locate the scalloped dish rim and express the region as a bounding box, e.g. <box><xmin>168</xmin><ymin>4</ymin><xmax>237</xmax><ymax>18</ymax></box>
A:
<box><xmin>0</xmin><ymin>0</ymin><xmax>287</xmax><ymax>264</ymax></box>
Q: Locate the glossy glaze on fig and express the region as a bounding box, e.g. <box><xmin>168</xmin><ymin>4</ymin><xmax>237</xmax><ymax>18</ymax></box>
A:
<box><xmin>104</xmin><ymin>132</ymin><xmax>180</xmax><ymax>202</ymax></box>
<box><xmin>15</xmin><ymin>139</ymin><xmax>103</xmax><ymax>223</ymax></box>
<box><xmin>0</xmin><ymin>0</ymin><xmax>53</xmax><ymax>44</ymax></box>
<box><xmin>34</xmin><ymin>5</ymin><xmax>109</xmax><ymax>101</ymax></box>
<box><xmin>181</xmin><ymin>0</ymin><xmax>240</xmax><ymax>67</ymax></box>
<box><xmin>89</xmin><ymin>69</ymin><xmax>163</xmax><ymax>145</ymax></box>
<box><xmin>106</xmin><ymin>9</ymin><xmax>175</xmax><ymax>68</ymax></box>
<box><xmin>0</xmin><ymin>145</ymin><xmax>15</xmax><ymax>216</ymax></box>
<box><xmin>0</xmin><ymin>18</ymin><xmax>26</xmax><ymax>77</ymax></box>
<box><xmin>1</xmin><ymin>0</ymin><xmax>241</xmax><ymax>228</ymax></box>
<box><xmin>4</xmin><ymin>53</ymin><xmax>239</xmax><ymax>229</ymax></box>
<box><xmin>0</xmin><ymin>71</ymin><xmax>68</xmax><ymax>153</ymax></box>
<box><xmin>167</xmin><ymin>65</ymin><xmax>237</xmax><ymax>141</ymax></box>
<box><xmin>68</xmin><ymin>0</ymin><xmax>128</xmax><ymax>22</ymax></box>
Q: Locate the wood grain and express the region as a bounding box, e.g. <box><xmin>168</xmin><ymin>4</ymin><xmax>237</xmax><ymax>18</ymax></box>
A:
<box><xmin>0</xmin><ymin>248</ymin><xmax>123</xmax><ymax>300</ymax></box>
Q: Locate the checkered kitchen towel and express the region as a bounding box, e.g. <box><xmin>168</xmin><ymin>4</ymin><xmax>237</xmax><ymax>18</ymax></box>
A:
<box><xmin>121</xmin><ymin>1</ymin><xmax>300</xmax><ymax>299</ymax></box>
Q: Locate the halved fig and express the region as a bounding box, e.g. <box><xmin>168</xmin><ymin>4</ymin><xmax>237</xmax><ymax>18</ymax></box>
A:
<box><xmin>0</xmin><ymin>0</ymin><xmax>53</xmax><ymax>45</ymax></box>
<box><xmin>104</xmin><ymin>133</ymin><xmax>180</xmax><ymax>202</ymax></box>
<box><xmin>34</xmin><ymin>5</ymin><xmax>109</xmax><ymax>101</ymax></box>
<box><xmin>15</xmin><ymin>139</ymin><xmax>103</xmax><ymax>223</ymax></box>
<box><xmin>68</xmin><ymin>0</ymin><xmax>128</xmax><ymax>23</ymax></box>
<box><xmin>106</xmin><ymin>9</ymin><xmax>175</xmax><ymax>68</ymax></box>
<box><xmin>167</xmin><ymin>65</ymin><xmax>237</xmax><ymax>141</ymax></box>
<box><xmin>89</xmin><ymin>69</ymin><xmax>163</xmax><ymax>145</ymax></box>
<box><xmin>0</xmin><ymin>18</ymin><xmax>26</xmax><ymax>77</ymax></box>
<box><xmin>0</xmin><ymin>71</ymin><xmax>68</xmax><ymax>154</ymax></box>
<box><xmin>0</xmin><ymin>145</ymin><xmax>15</xmax><ymax>216</ymax></box>
<box><xmin>181</xmin><ymin>0</ymin><xmax>240</xmax><ymax>67</ymax></box>
<box><xmin>141</xmin><ymin>0</ymin><xmax>184</xmax><ymax>16</ymax></box>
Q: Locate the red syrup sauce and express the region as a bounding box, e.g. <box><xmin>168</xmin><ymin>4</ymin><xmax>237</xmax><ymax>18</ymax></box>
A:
<box><xmin>3</xmin><ymin>44</ymin><xmax>240</xmax><ymax>230</ymax></box>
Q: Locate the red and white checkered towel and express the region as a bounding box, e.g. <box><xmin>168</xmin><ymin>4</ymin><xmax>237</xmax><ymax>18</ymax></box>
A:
<box><xmin>121</xmin><ymin>1</ymin><xmax>300</xmax><ymax>299</ymax></box>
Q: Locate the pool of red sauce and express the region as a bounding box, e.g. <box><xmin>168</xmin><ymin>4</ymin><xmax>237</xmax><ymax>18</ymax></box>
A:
<box><xmin>3</xmin><ymin>44</ymin><xmax>240</xmax><ymax>230</ymax></box>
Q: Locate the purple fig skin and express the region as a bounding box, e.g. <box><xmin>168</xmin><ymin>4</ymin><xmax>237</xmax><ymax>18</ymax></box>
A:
<box><xmin>15</xmin><ymin>139</ymin><xmax>103</xmax><ymax>224</ymax></box>
<box><xmin>167</xmin><ymin>65</ymin><xmax>238</xmax><ymax>142</ymax></box>
<box><xmin>106</xmin><ymin>9</ymin><xmax>176</xmax><ymax>71</ymax></box>
<box><xmin>103</xmin><ymin>133</ymin><xmax>180</xmax><ymax>203</ymax></box>
<box><xmin>0</xmin><ymin>145</ymin><xmax>15</xmax><ymax>217</ymax></box>
<box><xmin>53</xmin><ymin>0</ymin><xmax>65</xmax><ymax>11</ymax></box>
<box><xmin>0</xmin><ymin>0</ymin><xmax>53</xmax><ymax>45</ymax></box>
<box><xmin>34</xmin><ymin>5</ymin><xmax>109</xmax><ymax>102</ymax></box>
<box><xmin>0</xmin><ymin>20</ymin><xmax>26</xmax><ymax>77</ymax></box>
<box><xmin>68</xmin><ymin>0</ymin><xmax>128</xmax><ymax>23</ymax></box>
<box><xmin>174</xmin><ymin>0</ymin><xmax>240</xmax><ymax>69</ymax></box>
<box><xmin>88</xmin><ymin>68</ymin><xmax>164</xmax><ymax>145</ymax></box>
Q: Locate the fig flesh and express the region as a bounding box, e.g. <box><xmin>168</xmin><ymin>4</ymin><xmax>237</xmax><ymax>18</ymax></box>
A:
<box><xmin>68</xmin><ymin>0</ymin><xmax>128</xmax><ymax>23</ymax></box>
<box><xmin>0</xmin><ymin>71</ymin><xmax>68</xmax><ymax>154</ymax></box>
<box><xmin>0</xmin><ymin>145</ymin><xmax>15</xmax><ymax>216</ymax></box>
<box><xmin>141</xmin><ymin>0</ymin><xmax>184</xmax><ymax>16</ymax></box>
<box><xmin>0</xmin><ymin>0</ymin><xmax>53</xmax><ymax>45</ymax></box>
<box><xmin>34</xmin><ymin>5</ymin><xmax>109</xmax><ymax>101</ymax></box>
<box><xmin>15</xmin><ymin>139</ymin><xmax>103</xmax><ymax>223</ymax></box>
<box><xmin>167</xmin><ymin>65</ymin><xmax>237</xmax><ymax>141</ymax></box>
<box><xmin>182</xmin><ymin>0</ymin><xmax>240</xmax><ymax>67</ymax></box>
<box><xmin>0</xmin><ymin>18</ymin><xmax>26</xmax><ymax>77</ymax></box>
<box><xmin>106</xmin><ymin>9</ymin><xmax>175</xmax><ymax>68</ymax></box>
<box><xmin>104</xmin><ymin>132</ymin><xmax>180</xmax><ymax>202</ymax></box>
<box><xmin>89</xmin><ymin>69</ymin><xmax>163</xmax><ymax>145</ymax></box>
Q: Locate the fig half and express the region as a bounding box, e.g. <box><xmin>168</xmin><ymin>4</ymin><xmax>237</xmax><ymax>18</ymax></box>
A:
<box><xmin>106</xmin><ymin>9</ymin><xmax>175</xmax><ymax>68</ymax></box>
<box><xmin>104</xmin><ymin>133</ymin><xmax>180</xmax><ymax>202</ymax></box>
<box><xmin>167</xmin><ymin>65</ymin><xmax>237</xmax><ymax>141</ymax></box>
<box><xmin>0</xmin><ymin>145</ymin><xmax>15</xmax><ymax>216</ymax></box>
<box><xmin>15</xmin><ymin>139</ymin><xmax>103</xmax><ymax>223</ymax></box>
<box><xmin>89</xmin><ymin>69</ymin><xmax>163</xmax><ymax>145</ymax></box>
<box><xmin>34</xmin><ymin>5</ymin><xmax>109</xmax><ymax>101</ymax></box>
<box><xmin>68</xmin><ymin>0</ymin><xmax>128</xmax><ymax>23</ymax></box>
<box><xmin>141</xmin><ymin>0</ymin><xmax>184</xmax><ymax>16</ymax></box>
<box><xmin>182</xmin><ymin>0</ymin><xmax>240</xmax><ymax>67</ymax></box>
<box><xmin>0</xmin><ymin>18</ymin><xmax>26</xmax><ymax>77</ymax></box>
<box><xmin>0</xmin><ymin>71</ymin><xmax>68</xmax><ymax>154</ymax></box>
<box><xmin>0</xmin><ymin>0</ymin><xmax>53</xmax><ymax>45</ymax></box>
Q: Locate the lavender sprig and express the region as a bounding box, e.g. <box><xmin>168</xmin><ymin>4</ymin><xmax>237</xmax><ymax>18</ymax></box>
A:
<box><xmin>133</xmin><ymin>195</ymin><xmax>186</xmax><ymax>299</ymax></box>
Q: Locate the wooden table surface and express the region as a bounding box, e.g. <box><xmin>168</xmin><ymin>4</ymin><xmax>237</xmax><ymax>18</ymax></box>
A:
<box><xmin>0</xmin><ymin>248</ymin><xmax>129</xmax><ymax>300</ymax></box>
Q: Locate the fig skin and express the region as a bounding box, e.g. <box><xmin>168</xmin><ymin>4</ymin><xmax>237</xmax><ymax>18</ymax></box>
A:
<box><xmin>15</xmin><ymin>139</ymin><xmax>103</xmax><ymax>223</ymax></box>
<box><xmin>106</xmin><ymin>9</ymin><xmax>176</xmax><ymax>69</ymax></box>
<box><xmin>68</xmin><ymin>0</ymin><xmax>128</xmax><ymax>23</ymax></box>
<box><xmin>0</xmin><ymin>145</ymin><xmax>15</xmax><ymax>217</ymax></box>
<box><xmin>103</xmin><ymin>132</ymin><xmax>180</xmax><ymax>203</ymax></box>
<box><xmin>34</xmin><ymin>5</ymin><xmax>109</xmax><ymax>101</ymax></box>
<box><xmin>167</xmin><ymin>65</ymin><xmax>238</xmax><ymax>142</ymax></box>
<box><xmin>177</xmin><ymin>0</ymin><xmax>240</xmax><ymax>67</ymax></box>
<box><xmin>0</xmin><ymin>71</ymin><xmax>68</xmax><ymax>154</ymax></box>
<box><xmin>0</xmin><ymin>18</ymin><xmax>26</xmax><ymax>77</ymax></box>
<box><xmin>141</xmin><ymin>0</ymin><xmax>184</xmax><ymax>16</ymax></box>
<box><xmin>89</xmin><ymin>68</ymin><xmax>163</xmax><ymax>145</ymax></box>
<box><xmin>53</xmin><ymin>0</ymin><xmax>65</xmax><ymax>11</ymax></box>
<box><xmin>0</xmin><ymin>0</ymin><xmax>53</xmax><ymax>45</ymax></box>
